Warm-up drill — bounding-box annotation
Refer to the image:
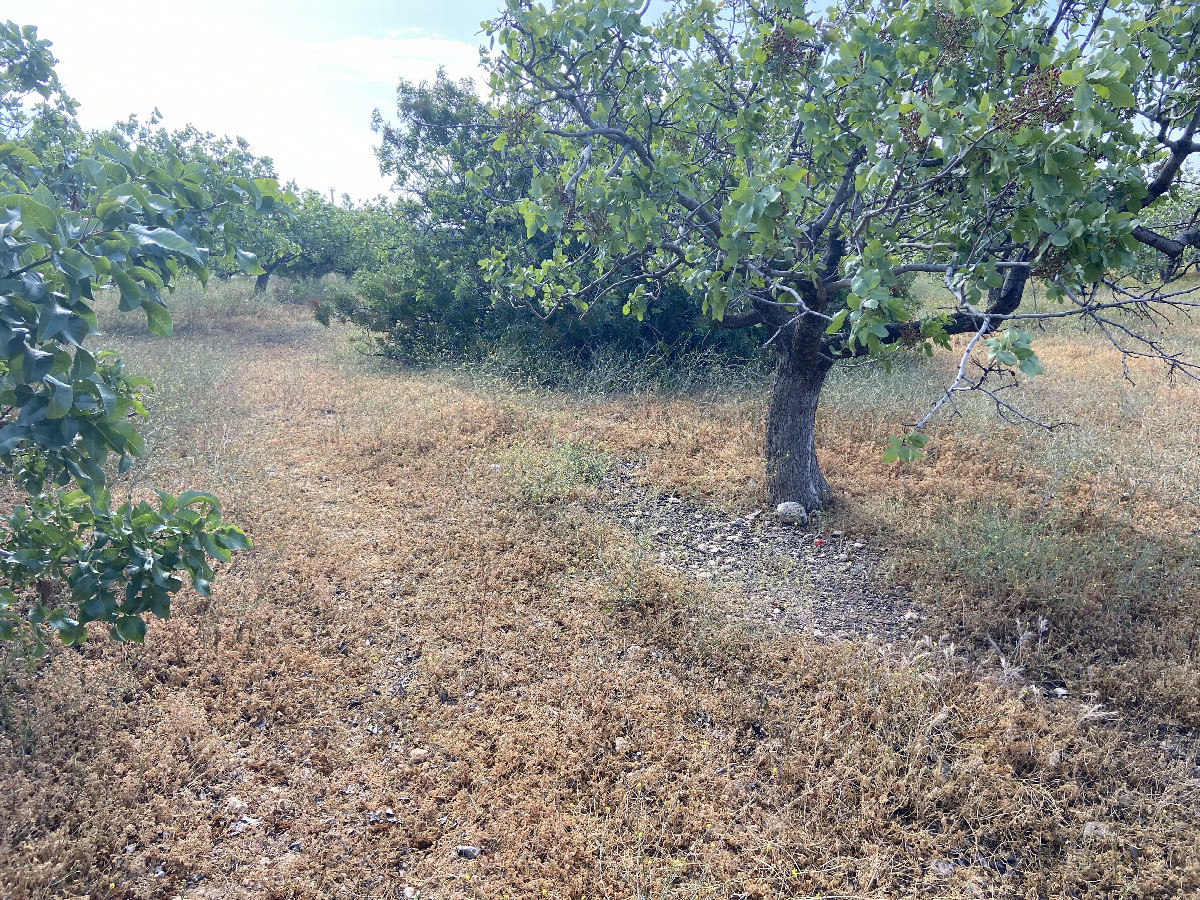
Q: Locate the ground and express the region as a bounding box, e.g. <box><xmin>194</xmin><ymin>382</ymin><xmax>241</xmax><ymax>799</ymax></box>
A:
<box><xmin>2</xmin><ymin>289</ymin><xmax>1199</xmax><ymax>899</ymax></box>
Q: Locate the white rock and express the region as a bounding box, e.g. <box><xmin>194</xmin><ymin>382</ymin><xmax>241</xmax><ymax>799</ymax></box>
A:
<box><xmin>455</xmin><ymin>845</ymin><xmax>482</xmax><ymax>860</ymax></box>
<box><xmin>776</xmin><ymin>502</ymin><xmax>808</xmax><ymax>525</ymax></box>
<box><xmin>614</xmin><ymin>736</ymin><xmax>632</xmax><ymax>754</ymax></box>
<box><xmin>409</xmin><ymin>748</ymin><xmax>429</xmax><ymax>762</ymax></box>
<box><xmin>930</xmin><ymin>859</ymin><xmax>957</xmax><ymax>878</ymax></box>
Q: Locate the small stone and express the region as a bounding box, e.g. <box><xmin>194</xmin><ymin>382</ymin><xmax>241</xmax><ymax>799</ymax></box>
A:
<box><xmin>403</xmin><ymin>888</ymin><xmax>418</xmax><ymax>900</ymax></box>
<box><xmin>409</xmin><ymin>748</ymin><xmax>429</xmax><ymax>762</ymax></box>
<box><xmin>930</xmin><ymin>859</ymin><xmax>957</xmax><ymax>878</ymax></box>
<box><xmin>853</xmin><ymin>542</ymin><xmax>864</xmax><ymax>550</ymax></box>
<box><xmin>614</xmin><ymin>736</ymin><xmax>632</xmax><ymax>754</ymax></box>
<box><xmin>903</xmin><ymin>609</ymin><xmax>922</xmax><ymax>623</ymax></box>
<box><xmin>776</xmin><ymin>502</ymin><xmax>808</xmax><ymax>525</ymax></box>
<box><xmin>455</xmin><ymin>845</ymin><xmax>482</xmax><ymax>860</ymax></box>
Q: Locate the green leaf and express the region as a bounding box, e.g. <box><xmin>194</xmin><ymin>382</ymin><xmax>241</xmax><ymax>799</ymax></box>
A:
<box><xmin>1104</xmin><ymin>80</ymin><xmax>1137</xmax><ymax>109</ymax></box>
<box><xmin>129</xmin><ymin>225</ymin><xmax>204</xmax><ymax>263</ymax></box>
<box><xmin>44</xmin><ymin>375</ymin><xmax>73</xmax><ymax>418</ymax></box>
<box><xmin>142</xmin><ymin>299</ymin><xmax>173</xmax><ymax>338</ymax></box>
<box><xmin>112</xmin><ymin>615</ymin><xmax>147</xmax><ymax>643</ymax></box>
<box><xmin>235</xmin><ymin>248</ymin><xmax>266</xmax><ymax>275</ymax></box>
<box><xmin>0</xmin><ymin>194</ymin><xmax>57</xmax><ymax>232</ymax></box>
<box><xmin>112</xmin><ymin>267</ymin><xmax>145</xmax><ymax>311</ymax></box>
<box><xmin>178</xmin><ymin>490</ymin><xmax>220</xmax><ymax>508</ymax></box>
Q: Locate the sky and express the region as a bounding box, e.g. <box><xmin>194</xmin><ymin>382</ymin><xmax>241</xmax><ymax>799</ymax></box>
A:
<box><xmin>6</xmin><ymin>1</ymin><xmax>502</xmax><ymax>202</ymax></box>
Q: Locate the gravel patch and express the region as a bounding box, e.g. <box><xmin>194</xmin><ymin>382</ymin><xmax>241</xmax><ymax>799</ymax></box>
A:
<box><xmin>601</xmin><ymin>470</ymin><xmax>923</xmax><ymax>642</ymax></box>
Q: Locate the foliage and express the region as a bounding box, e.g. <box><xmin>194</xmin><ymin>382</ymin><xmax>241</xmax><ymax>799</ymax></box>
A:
<box><xmin>480</xmin><ymin>0</ymin><xmax>1200</xmax><ymax>504</ymax></box>
<box><xmin>106</xmin><ymin>120</ymin><xmax>379</xmax><ymax>288</ymax></box>
<box><xmin>0</xmin><ymin>23</ymin><xmax>281</xmax><ymax>650</ymax></box>
<box><xmin>320</xmin><ymin>71</ymin><xmax>764</xmax><ymax>371</ymax></box>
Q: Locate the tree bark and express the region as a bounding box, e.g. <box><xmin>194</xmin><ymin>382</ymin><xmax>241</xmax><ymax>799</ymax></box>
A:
<box><xmin>254</xmin><ymin>272</ymin><xmax>271</xmax><ymax>295</ymax></box>
<box><xmin>765</xmin><ymin>322</ymin><xmax>832</xmax><ymax>511</ymax></box>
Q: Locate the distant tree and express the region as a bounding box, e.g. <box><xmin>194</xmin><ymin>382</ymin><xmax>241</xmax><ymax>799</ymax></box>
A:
<box><xmin>482</xmin><ymin>0</ymin><xmax>1200</xmax><ymax>515</ymax></box>
<box><xmin>245</xmin><ymin>190</ymin><xmax>370</xmax><ymax>293</ymax></box>
<box><xmin>324</xmin><ymin>70</ymin><xmax>762</xmax><ymax>366</ymax></box>
<box><xmin>0</xmin><ymin>23</ymin><xmax>285</xmax><ymax>649</ymax></box>
<box><xmin>103</xmin><ymin>122</ymin><xmax>361</xmax><ymax>293</ymax></box>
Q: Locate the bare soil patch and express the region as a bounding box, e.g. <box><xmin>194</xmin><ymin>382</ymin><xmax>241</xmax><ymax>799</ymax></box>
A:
<box><xmin>602</xmin><ymin>474</ymin><xmax>919</xmax><ymax>641</ymax></box>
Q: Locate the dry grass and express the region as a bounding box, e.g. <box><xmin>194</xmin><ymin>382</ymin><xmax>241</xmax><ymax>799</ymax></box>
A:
<box><xmin>2</xmin><ymin>284</ymin><xmax>1200</xmax><ymax>899</ymax></box>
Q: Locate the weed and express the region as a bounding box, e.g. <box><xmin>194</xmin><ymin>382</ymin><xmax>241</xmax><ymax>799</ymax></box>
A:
<box><xmin>495</xmin><ymin>440</ymin><xmax>610</xmax><ymax>504</ymax></box>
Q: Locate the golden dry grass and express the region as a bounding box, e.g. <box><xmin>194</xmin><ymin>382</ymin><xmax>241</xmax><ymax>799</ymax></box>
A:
<box><xmin>2</xmin><ymin>290</ymin><xmax>1200</xmax><ymax>899</ymax></box>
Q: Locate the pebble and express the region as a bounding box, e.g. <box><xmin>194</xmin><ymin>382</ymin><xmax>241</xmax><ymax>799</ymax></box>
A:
<box><xmin>614</xmin><ymin>737</ymin><xmax>632</xmax><ymax>754</ymax></box>
<box><xmin>455</xmin><ymin>845</ymin><xmax>482</xmax><ymax>860</ymax></box>
<box><xmin>403</xmin><ymin>888</ymin><xmax>418</xmax><ymax>900</ymax></box>
<box><xmin>409</xmin><ymin>748</ymin><xmax>429</xmax><ymax>762</ymax></box>
<box><xmin>776</xmin><ymin>502</ymin><xmax>808</xmax><ymax>525</ymax></box>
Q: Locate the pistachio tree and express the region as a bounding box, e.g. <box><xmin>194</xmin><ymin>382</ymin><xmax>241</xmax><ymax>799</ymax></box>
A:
<box><xmin>481</xmin><ymin>0</ymin><xmax>1200</xmax><ymax>513</ymax></box>
<box><xmin>0</xmin><ymin>23</ymin><xmax>283</xmax><ymax>649</ymax></box>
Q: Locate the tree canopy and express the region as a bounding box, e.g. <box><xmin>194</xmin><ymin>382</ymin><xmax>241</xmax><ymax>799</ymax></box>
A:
<box><xmin>323</xmin><ymin>69</ymin><xmax>765</xmax><ymax>370</ymax></box>
<box><xmin>0</xmin><ymin>22</ymin><xmax>284</xmax><ymax>649</ymax></box>
<box><xmin>480</xmin><ymin>0</ymin><xmax>1200</xmax><ymax>511</ymax></box>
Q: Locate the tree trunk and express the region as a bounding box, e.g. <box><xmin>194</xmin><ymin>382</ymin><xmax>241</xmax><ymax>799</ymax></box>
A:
<box><xmin>765</xmin><ymin>323</ymin><xmax>832</xmax><ymax>512</ymax></box>
<box><xmin>254</xmin><ymin>272</ymin><xmax>270</xmax><ymax>295</ymax></box>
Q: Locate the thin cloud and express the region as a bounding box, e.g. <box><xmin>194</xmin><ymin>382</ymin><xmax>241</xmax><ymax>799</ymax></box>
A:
<box><xmin>309</xmin><ymin>34</ymin><xmax>486</xmax><ymax>88</ymax></box>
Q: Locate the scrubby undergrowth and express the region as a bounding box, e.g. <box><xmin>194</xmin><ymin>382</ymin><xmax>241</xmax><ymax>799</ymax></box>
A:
<box><xmin>2</xmin><ymin>288</ymin><xmax>1199</xmax><ymax>899</ymax></box>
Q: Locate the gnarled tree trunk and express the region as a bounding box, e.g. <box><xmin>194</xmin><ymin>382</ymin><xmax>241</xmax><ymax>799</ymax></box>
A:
<box><xmin>254</xmin><ymin>272</ymin><xmax>271</xmax><ymax>295</ymax></box>
<box><xmin>765</xmin><ymin>321</ymin><xmax>833</xmax><ymax>511</ymax></box>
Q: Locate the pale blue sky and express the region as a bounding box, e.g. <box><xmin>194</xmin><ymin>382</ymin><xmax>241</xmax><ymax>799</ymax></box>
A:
<box><xmin>7</xmin><ymin>1</ymin><xmax>503</xmax><ymax>200</ymax></box>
